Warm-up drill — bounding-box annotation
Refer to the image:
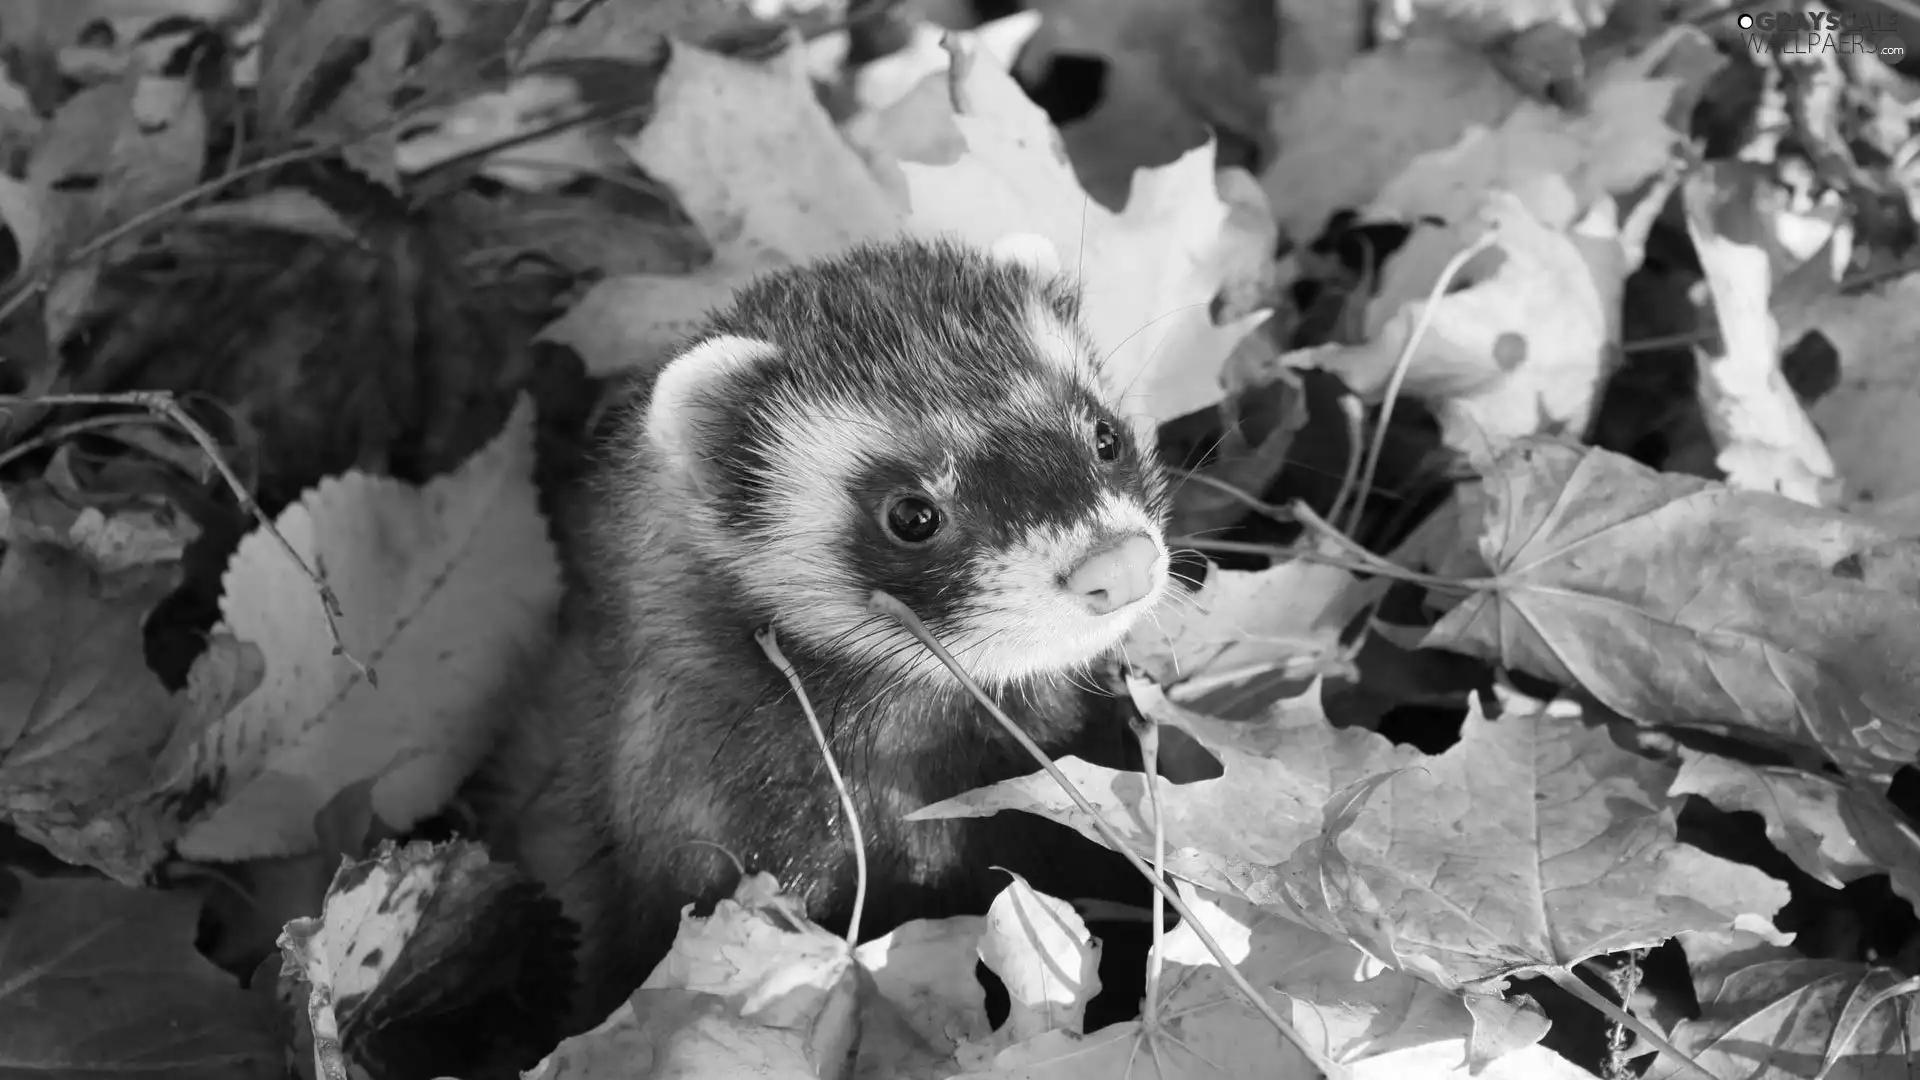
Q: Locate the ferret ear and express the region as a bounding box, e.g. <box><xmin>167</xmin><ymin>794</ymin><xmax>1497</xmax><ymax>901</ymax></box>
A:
<box><xmin>646</xmin><ymin>334</ymin><xmax>776</xmax><ymax>486</ymax></box>
<box><xmin>988</xmin><ymin>232</ymin><xmax>1062</xmax><ymax>280</ymax></box>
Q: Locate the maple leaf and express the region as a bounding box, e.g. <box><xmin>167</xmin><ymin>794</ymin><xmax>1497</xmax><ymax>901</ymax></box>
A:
<box><xmin>1266</xmin><ymin>697</ymin><xmax>1790</xmax><ymax>994</ymax></box>
<box><xmin>0</xmin><ymin>872</ymin><xmax>280</xmax><ymax>1079</ymax></box>
<box><xmin>1668</xmin><ymin>747</ymin><xmax>1920</xmax><ymax>912</ymax></box>
<box><xmin>527</xmin><ymin>872</ymin><xmax>859</xmax><ymax>1079</ymax></box>
<box><xmin>1146</xmin><ymin>880</ymin><xmax>1555</xmax><ymax>1076</ymax></box>
<box><xmin>1122</xmin><ymin>557</ymin><xmax>1386</xmax><ymax>711</ymax></box>
<box><xmin>1426</xmin><ymin>438</ymin><xmax>1920</xmax><ymax>781</ymax></box>
<box><xmin>914</xmin><ymin>679</ymin><xmax>1423</xmax><ymax>896</ymax></box>
<box><xmin>1647</xmin><ymin>960</ymin><xmax>1920</xmax><ymax>1080</ymax></box>
<box><xmin>541</xmin><ymin>39</ymin><xmax>901</xmax><ymax>377</ymax></box>
<box><xmin>162</xmin><ymin>396</ymin><xmax>563</xmax><ymax>861</ymax></box>
<box><xmin>875</xmin><ymin>35</ymin><xmax>1273</xmax><ymax>432</ymax></box>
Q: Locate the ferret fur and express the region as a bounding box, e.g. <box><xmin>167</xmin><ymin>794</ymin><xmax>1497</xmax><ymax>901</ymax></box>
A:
<box><xmin>476</xmin><ymin>236</ymin><xmax>1173</xmax><ymax>1031</ymax></box>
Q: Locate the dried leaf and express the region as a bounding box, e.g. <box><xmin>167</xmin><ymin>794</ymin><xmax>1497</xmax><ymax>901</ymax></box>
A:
<box><xmin>1427</xmin><ymin>439</ymin><xmax>1920</xmax><ymax>781</ymax></box>
<box><xmin>0</xmin><ymin>541</ymin><xmax>254</xmax><ymax>881</ymax></box>
<box><xmin>0</xmin><ymin>872</ymin><xmax>280</xmax><ymax>1079</ymax></box>
<box><xmin>168</xmin><ymin>396</ymin><xmax>563</xmax><ymax>861</ymax></box>
<box><xmin>913</xmin><ymin>679</ymin><xmax>1422</xmax><ymax>896</ymax></box>
<box><xmin>1270</xmin><ymin>699</ymin><xmax>1790</xmax><ymax>992</ymax></box>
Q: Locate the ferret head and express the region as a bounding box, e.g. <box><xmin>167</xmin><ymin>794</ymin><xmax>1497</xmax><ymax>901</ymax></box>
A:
<box><xmin>639</xmin><ymin>236</ymin><xmax>1172</xmax><ymax>689</ymax></box>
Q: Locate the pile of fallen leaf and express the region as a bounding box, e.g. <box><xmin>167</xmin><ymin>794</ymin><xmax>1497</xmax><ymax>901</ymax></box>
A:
<box><xmin>3</xmin><ymin>0</ymin><xmax>1920</xmax><ymax>1077</ymax></box>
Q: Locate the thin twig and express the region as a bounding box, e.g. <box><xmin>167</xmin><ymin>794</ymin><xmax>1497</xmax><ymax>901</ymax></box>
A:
<box><xmin>869</xmin><ymin>590</ymin><xmax>1344</xmax><ymax>1079</ymax></box>
<box><xmin>1325</xmin><ymin>392</ymin><xmax>1366</xmax><ymax>532</ymax></box>
<box><xmin>1544</xmin><ymin>967</ymin><xmax>1716</xmax><ymax>1080</ymax></box>
<box><xmin>756</xmin><ymin>625</ymin><xmax>868</xmax><ymax>945</ymax></box>
<box><xmin>1135</xmin><ymin>716</ymin><xmax>1168</xmax><ymax>1019</ymax></box>
<box><xmin>1170</xmin><ymin>469</ymin><xmax>1295</xmax><ymax>525</ymax></box>
<box><xmin>0</xmin><ymin>390</ymin><xmax>373</xmax><ymax>684</ymax></box>
<box><xmin>1348</xmin><ymin>231</ymin><xmax>1498</xmax><ymax>535</ymax></box>
<box><xmin>0</xmin><ymin>142</ymin><xmax>329</xmax><ymax>330</ymax></box>
<box><xmin>0</xmin><ymin>411</ymin><xmax>173</xmax><ymax>473</ymax></box>
<box><xmin>1289</xmin><ymin>500</ymin><xmax>1476</xmax><ymax>592</ymax></box>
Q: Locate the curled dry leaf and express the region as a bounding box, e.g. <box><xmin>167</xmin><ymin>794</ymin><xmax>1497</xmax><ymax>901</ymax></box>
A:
<box><xmin>167</xmin><ymin>396</ymin><xmax>563</xmax><ymax>861</ymax></box>
<box><xmin>3</xmin><ymin>472</ymin><xmax>201</xmax><ymax>574</ymax></box>
<box><xmin>1122</xmin><ymin>556</ymin><xmax>1386</xmax><ymax>711</ymax></box>
<box><xmin>1425</xmin><ymin>439</ymin><xmax>1920</xmax><ymax>782</ymax></box>
<box><xmin>1683</xmin><ymin>168</ymin><xmax>1839</xmax><ymax>505</ymax></box>
<box><xmin>1669</xmin><ymin>747</ymin><xmax>1920</xmax><ymax>913</ymax></box>
<box><xmin>1282</xmin><ymin>189</ymin><xmax>1623</xmax><ymax>457</ymax></box>
<box><xmin>971</xmin><ymin>872</ymin><xmax>1100</xmax><ymax>1052</ymax></box>
<box><xmin>278</xmin><ymin>838</ymin><xmax>577</xmax><ymax>1080</ymax></box>
<box><xmin>531</xmin><ymin>873</ymin><xmax>858</xmax><ymax>1080</ymax></box>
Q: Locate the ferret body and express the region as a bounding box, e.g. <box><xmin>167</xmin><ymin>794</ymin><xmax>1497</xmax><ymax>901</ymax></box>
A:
<box><xmin>479</xmin><ymin>236</ymin><xmax>1173</xmax><ymax>1030</ymax></box>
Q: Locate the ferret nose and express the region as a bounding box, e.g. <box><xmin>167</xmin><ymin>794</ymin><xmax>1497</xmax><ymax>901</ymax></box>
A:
<box><xmin>1064</xmin><ymin>533</ymin><xmax>1161</xmax><ymax>615</ymax></box>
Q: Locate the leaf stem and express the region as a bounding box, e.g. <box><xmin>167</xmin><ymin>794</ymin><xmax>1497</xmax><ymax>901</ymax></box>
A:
<box><xmin>755</xmin><ymin>626</ymin><xmax>867</xmax><ymax>945</ymax></box>
<box><xmin>1543</xmin><ymin>966</ymin><xmax>1717</xmax><ymax>1080</ymax></box>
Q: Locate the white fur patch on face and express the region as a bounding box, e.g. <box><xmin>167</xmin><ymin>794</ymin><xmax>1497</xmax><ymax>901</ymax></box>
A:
<box><xmin>722</xmin><ymin>391</ymin><xmax>887</xmax><ymax>653</ymax></box>
<box><xmin>1024</xmin><ymin>302</ymin><xmax>1094</xmax><ymax>382</ymax></box>
<box><xmin>944</xmin><ymin>490</ymin><xmax>1170</xmax><ymax>687</ymax></box>
<box><xmin>924</xmin><ymin>455</ymin><xmax>960</xmax><ymax>502</ymax></box>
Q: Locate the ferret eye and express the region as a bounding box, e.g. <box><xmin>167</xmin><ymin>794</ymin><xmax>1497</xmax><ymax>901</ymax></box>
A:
<box><xmin>884</xmin><ymin>496</ymin><xmax>943</xmax><ymax>544</ymax></box>
<box><xmin>1093</xmin><ymin>418</ymin><xmax>1120</xmax><ymax>462</ymax></box>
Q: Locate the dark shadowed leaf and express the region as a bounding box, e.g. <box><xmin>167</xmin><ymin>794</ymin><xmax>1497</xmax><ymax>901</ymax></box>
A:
<box><xmin>0</xmin><ymin>872</ymin><xmax>280</xmax><ymax>1080</ymax></box>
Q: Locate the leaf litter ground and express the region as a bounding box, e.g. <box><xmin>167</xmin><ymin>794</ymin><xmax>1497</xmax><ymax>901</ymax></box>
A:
<box><xmin>3</xmin><ymin>1</ymin><xmax>1920</xmax><ymax>1079</ymax></box>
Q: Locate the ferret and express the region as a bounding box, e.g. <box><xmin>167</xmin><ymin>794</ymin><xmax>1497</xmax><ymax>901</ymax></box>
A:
<box><xmin>477</xmin><ymin>234</ymin><xmax>1174</xmax><ymax>1032</ymax></box>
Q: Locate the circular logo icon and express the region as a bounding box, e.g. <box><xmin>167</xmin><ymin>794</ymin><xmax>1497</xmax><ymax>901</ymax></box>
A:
<box><xmin>1881</xmin><ymin>31</ymin><xmax>1908</xmax><ymax>59</ymax></box>
<box><xmin>1737</xmin><ymin>12</ymin><xmax>1754</xmax><ymax>28</ymax></box>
